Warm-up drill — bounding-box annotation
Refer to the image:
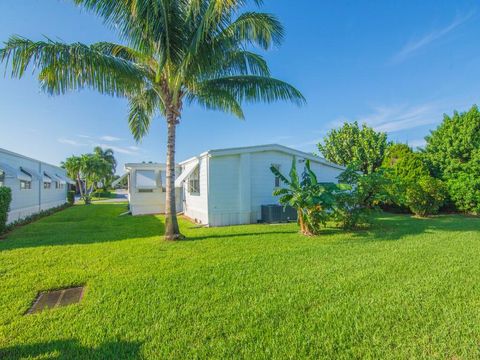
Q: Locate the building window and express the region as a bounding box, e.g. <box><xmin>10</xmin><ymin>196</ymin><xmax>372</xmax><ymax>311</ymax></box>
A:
<box><xmin>44</xmin><ymin>182</ymin><xmax>51</xmax><ymax>189</ymax></box>
<box><xmin>272</xmin><ymin>164</ymin><xmax>281</xmax><ymax>187</ymax></box>
<box><xmin>0</xmin><ymin>170</ymin><xmax>4</xmax><ymax>187</ymax></box>
<box><xmin>188</xmin><ymin>167</ymin><xmax>200</xmax><ymax>194</ymax></box>
<box><xmin>136</xmin><ymin>170</ymin><xmax>157</xmax><ymax>189</ymax></box>
<box><xmin>20</xmin><ymin>180</ymin><xmax>32</xmax><ymax>190</ymax></box>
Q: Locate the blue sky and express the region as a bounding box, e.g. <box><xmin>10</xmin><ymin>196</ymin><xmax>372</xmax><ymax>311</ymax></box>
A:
<box><xmin>1</xmin><ymin>0</ymin><xmax>480</xmax><ymax>174</ymax></box>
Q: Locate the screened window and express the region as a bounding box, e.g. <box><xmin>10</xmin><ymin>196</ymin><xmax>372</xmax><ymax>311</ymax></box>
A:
<box><xmin>0</xmin><ymin>170</ymin><xmax>4</xmax><ymax>187</ymax></box>
<box><xmin>272</xmin><ymin>164</ymin><xmax>281</xmax><ymax>187</ymax></box>
<box><xmin>136</xmin><ymin>170</ymin><xmax>157</xmax><ymax>189</ymax></box>
<box><xmin>188</xmin><ymin>167</ymin><xmax>200</xmax><ymax>194</ymax></box>
<box><xmin>20</xmin><ymin>180</ymin><xmax>32</xmax><ymax>190</ymax></box>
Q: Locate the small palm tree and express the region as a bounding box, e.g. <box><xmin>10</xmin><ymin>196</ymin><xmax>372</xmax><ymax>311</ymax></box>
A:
<box><xmin>0</xmin><ymin>0</ymin><xmax>305</xmax><ymax>239</ymax></box>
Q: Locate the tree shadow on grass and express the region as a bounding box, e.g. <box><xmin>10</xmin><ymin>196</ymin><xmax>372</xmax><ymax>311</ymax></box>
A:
<box><xmin>183</xmin><ymin>230</ymin><xmax>298</xmax><ymax>242</ymax></box>
<box><xmin>0</xmin><ymin>204</ymin><xmax>165</xmax><ymax>251</ymax></box>
<box><xmin>347</xmin><ymin>213</ymin><xmax>480</xmax><ymax>243</ymax></box>
<box><xmin>0</xmin><ymin>339</ymin><xmax>142</xmax><ymax>360</ymax></box>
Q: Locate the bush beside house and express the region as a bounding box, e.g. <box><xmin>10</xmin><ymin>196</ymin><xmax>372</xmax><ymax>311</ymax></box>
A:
<box><xmin>0</xmin><ymin>187</ymin><xmax>12</xmax><ymax>234</ymax></box>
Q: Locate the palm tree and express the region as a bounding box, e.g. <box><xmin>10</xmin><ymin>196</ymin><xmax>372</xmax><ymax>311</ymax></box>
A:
<box><xmin>0</xmin><ymin>0</ymin><xmax>305</xmax><ymax>240</ymax></box>
<box><xmin>93</xmin><ymin>146</ymin><xmax>117</xmax><ymax>187</ymax></box>
<box><xmin>62</xmin><ymin>155</ymin><xmax>84</xmax><ymax>198</ymax></box>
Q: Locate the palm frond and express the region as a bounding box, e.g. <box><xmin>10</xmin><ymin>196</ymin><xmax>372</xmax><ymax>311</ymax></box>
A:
<box><xmin>221</xmin><ymin>12</ymin><xmax>284</xmax><ymax>49</ymax></box>
<box><xmin>200</xmin><ymin>75</ymin><xmax>306</xmax><ymax>106</ymax></box>
<box><xmin>127</xmin><ymin>87</ymin><xmax>159</xmax><ymax>141</ymax></box>
<box><xmin>185</xmin><ymin>85</ymin><xmax>245</xmax><ymax>119</ymax></box>
<box><xmin>0</xmin><ymin>36</ymin><xmax>145</xmax><ymax>96</ymax></box>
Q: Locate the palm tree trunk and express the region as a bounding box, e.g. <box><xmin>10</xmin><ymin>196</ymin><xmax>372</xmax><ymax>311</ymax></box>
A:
<box><xmin>164</xmin><ymin>111</ymin><xmax>183</xmax><ymax>240</ymax></box>
<box><xmin>76</xmin><ymin>174</ymin><xmax>84</xmax><ymax>198</ymax></box>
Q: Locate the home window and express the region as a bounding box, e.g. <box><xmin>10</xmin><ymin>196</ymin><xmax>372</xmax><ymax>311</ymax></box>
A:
<box><xmin>136</xmin><ymin>170</ymin><xmax>157</xmax><ymax>190</ymax></box>
<box><xmin>272</xmin><ymin>164</ymin><xmax>281</xmax><ymax>187</ymax></box>
<box><xmin>188</xmin><ymin>167</ymin><xmax>200</xmax><ymax>194</ymax></box>
<box><xmin>44</xmin><ymin>182</ymin><xmax>51</xmax><ymax>189</ymax></box>
<box><xmin>20</xmin><ymin>180</ymin><xmax>32</xmax><ymax>190</ymax></box>
<box><xmin>0</xmin><ymin>170</ymin><xmax>4</xmax><ymax>187</ymax></box>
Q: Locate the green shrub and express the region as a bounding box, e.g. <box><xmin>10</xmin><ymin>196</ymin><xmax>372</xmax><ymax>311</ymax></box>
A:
<box><xmin>424</xmin><ymin>106</ymin><xmax>480</xmax><ymax>213</ymax></box>
<box><xmin>0</xmin><ymin>187</ymin><xmax>12</xmax><ymax>234</ymax></box>
<box><xmin>404</xmin><ymin>177</ymin><xmax>447</xmax><ymax>217</ymax></box>
<box><xmin>67</xmin><ymin>190</ymin><xmax>75</xmax><ymax>205</ymax></box>
<box><xmin>334</xmin><ymin>167</ymin><xmax>389</xmax><ymax>229</ymax></box>
<box><xmin>446</xmin><ymin>171</ymin><xmax>480</xmax><ymax>214</ymax></box>
<box><xmin>382</xmin><ymin>144</ymin><xmax>446</xmax><ymax>216</ymax></box>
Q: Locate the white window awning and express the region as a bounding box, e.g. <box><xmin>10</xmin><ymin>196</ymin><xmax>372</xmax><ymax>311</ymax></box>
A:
<box><xmin>175</xmin><ymin>159</ymin><xmax>199</xmax><ymax>188</ymax></box>
<box><xmin>20</xmin><ymin>167</ymin><xmax>41</xmax><ymax>181</ymax></box>
<box><xmin>111</xmin><ymin>173</ymin><xmax>128</xmax><ymax>188</ymax></box>
<box><xmin>0</xmin><ymin>162</ymin><xmax>29</xmax><ymax>180</ymax></box>
<box><xmin>54</xmin><ymin>174</ymin><xmax>67</xmax><ymax>185</ymax></box>
<box><xmin>43</xmin><ymin>171</ymin><xmax>54</xmax><ymax>183</ymax></box>
<box><xmin>57</xmin><ymin>173</ymin><xmax>76</xmax><ymax>185</ymax></box>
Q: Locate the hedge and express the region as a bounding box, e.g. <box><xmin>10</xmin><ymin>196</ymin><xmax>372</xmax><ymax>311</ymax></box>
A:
<box><xmin>0</xmin><ymin>186</ymin><xmax>12</xmax><ymax>234</ymax></box>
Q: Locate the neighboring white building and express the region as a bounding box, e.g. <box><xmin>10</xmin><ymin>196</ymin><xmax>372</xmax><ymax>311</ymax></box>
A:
<box><xmin>114</xmin><ymin>162</ymin><xmax>182</xmax><ymax>215</ymax></box>
<box><xmin>0</xmin><ymin>148</ymin><xmax>75</xmax><ymax>223</ymax></box>
<box><xmin>118</xmin><ymin>144</ymin><xmax>345</xmax><ymax>226</ymax></box>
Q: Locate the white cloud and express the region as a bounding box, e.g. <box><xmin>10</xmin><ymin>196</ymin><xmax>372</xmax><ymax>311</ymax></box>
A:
<box><xmin>77</xmin><ymin>134</ymin><xmax>92</xmax><ymax>139</ymax></box>
<box><xmin>58</xmin><ymin>138</ymin><xmax>87</xmax><ymax>146</ymax></box>
<box><xmin>360</xmin><ymin>103</ymin><xmax>440</xmax><ymax>133</ymax></box>
<box><xmin>97</xmin><ymin>144</ymin><xmax>139</xmax><ymax>155</ymax></box>
<box><xmin>100</xmin><ymin>135</ymin><xmax>122</xmax><ymax>142</ymax></box>
<box><xmin>391</xmin><ymin>11</ymin><xmax>475</xmax><ymax>64</ymax></box>
<box><xmin>407</xmin><ymin>138</ymin><xmax>427</xmax><ymax>148</ymax></box>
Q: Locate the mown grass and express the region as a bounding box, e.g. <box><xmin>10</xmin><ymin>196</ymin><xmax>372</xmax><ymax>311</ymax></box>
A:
<box><xmin>0</xmin><ymin>204</ymin><xmax>479</xmax><ymax>359</ymax></box>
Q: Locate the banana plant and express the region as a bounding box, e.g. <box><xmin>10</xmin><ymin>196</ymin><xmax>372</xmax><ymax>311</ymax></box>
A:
<box><xmin>270</xmin><ymin>158</ymin><xmax>339</xmax><ymax>235</ymax></box>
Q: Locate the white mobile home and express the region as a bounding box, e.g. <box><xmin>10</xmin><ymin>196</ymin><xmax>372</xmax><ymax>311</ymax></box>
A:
<box><xmin>0</xmin><ymin>148</ymin><xmax>75</xmax><ymax>223</ymax></box>
<box><xmin>176</xmin><ymin>144</ymin><xmax>345</xmax><ymax>226</ymax></box>
<box><xmin>121</xmin><ymin>144</ymin><xmax>345</xmax><ymax>226</ymax></box>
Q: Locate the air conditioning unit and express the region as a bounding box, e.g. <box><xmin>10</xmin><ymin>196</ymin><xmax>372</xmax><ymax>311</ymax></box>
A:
<box><xmin>261</xmin><ymin>205</ymin><xmax>297</xmax><ymax>223</ymax></box>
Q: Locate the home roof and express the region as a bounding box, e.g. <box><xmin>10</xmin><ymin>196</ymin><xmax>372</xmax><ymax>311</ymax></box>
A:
<box><xmin>179</xmin><ymin>144</ymin><xmax>345</xmax><ymax>170</ymax></box>
<box><xmin>0</xmin><ymin>147</ymin><xmax>64</xmax><ymax>170</ymax></box>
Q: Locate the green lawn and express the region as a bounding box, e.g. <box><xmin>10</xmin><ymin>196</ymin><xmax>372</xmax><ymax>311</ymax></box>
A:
<box><xmin>1</xmin><ymin>204</ymin><xmax>480</xmax><ymax>359</ymax></box>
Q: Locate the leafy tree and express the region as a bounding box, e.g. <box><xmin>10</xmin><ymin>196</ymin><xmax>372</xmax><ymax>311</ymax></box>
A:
<box><xmin>0</xmin><ymin>0</ymin><xmax>305</xmax><ymax>240</ymax></box>
<box><xmin>318</xmin><ymin>121</ymin><xmax>389</xmax><ymax>174</ymax></box>
<box><xmin>382</xmin><ymin>144</ymin><xmax>446</xmax><ymax>216</ymax></box>
<box><xmin>334</xmin><ymin>166</ymin><xmax>389</xmax><ymax>229</ymax></box>
<box><xmin>62</xmin><ymin>152</ymin><xmax>110</xmax><ymax>204</ymax></box>
<box><xmin>271</xmin><ymin>159</ymin><xmax>339</xmax><ymax>236</ymax></box>
<box><xmin>424</xmin><ymin>105</ymin><xmax>480</xmax><ymax>213</ymax></box>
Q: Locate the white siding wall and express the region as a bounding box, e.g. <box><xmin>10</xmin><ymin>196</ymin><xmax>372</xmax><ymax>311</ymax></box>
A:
<box><xmin>182</xmin><ymin>157</ymin><xmax>209</xmax><ymax>224</ymax></box>
<box><xmin>0</xmin><ymin>149</ymin><xmax>67</xmax><ymax>224</ymax></box>
<box><xmin>207</xmin><ymin>151</ymin><xmax>344</xmax><ymax>226</ymax></box>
